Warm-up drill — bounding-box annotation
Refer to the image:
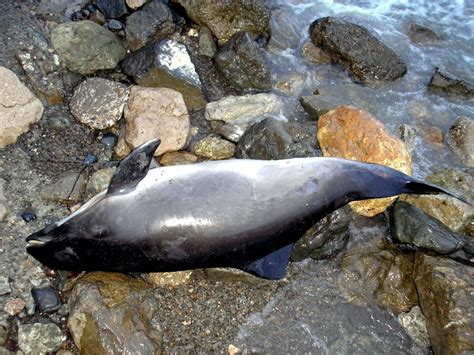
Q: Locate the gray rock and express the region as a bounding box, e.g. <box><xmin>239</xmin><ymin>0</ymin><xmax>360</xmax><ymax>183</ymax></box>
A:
<box><xmin>0</xmin><ymin>67</ymin><xmax>44</xmax><ymax>148</ymax></box>
<box><xmin>428</xmin><ymin>68</ymin><xmax>474</xmax><ymax>98</ymax></box>
<box><xmin>204</xmin><ymin>93</ymin><xmax>283</xmax><ymax>142</ymax></box>
<box><xmin>398</xmin><ymin>306</ymin><xmax>430</xmax><ymax>348</ymax></box>
<box><xmin>215</xmin><ymin>31</ymin><xmax>271</xmax><ymax>93</ymax></box>
<box><xmin>292</xmin><ymin>206</ymin><xmax>352</xmax><ymax>262</ymax></box>
<box><xmin>31</xmin><ymin>287</ymin><xmax>62</xmax><ymax>313</ymax></box>
<box><xmin>0</xmin><ymin>276</ymin><xmax>10</xmax><ymax>296</ymax></box>
<box><xmin>406</xmin><ymin>23</ymin><xmax>441</xmax><ymax>44</ymax></box>
<box><xmin>121</xmin><ymin>39</ymin><xmax>205</xmax><ymax>110</ymax></box>
<box><xmin>390</xmin><ymin>201</ymin><xmax>473</xmax><ymax>265</ymax></box>
<box><xmin>236</xmin><ymin>117</ymin><xmax>320</xmax><ymax>160</ymax></box>
<box><xmin>448</xmin><ymin>117</ymin><xmax>474</xmax><ymax>167</ymax></box>
<box><xmin>51</xmin><ymin>20</ymin><xmax>126</xmax><ymax>75</ymax></box>
<box><xmin>198</xmin><ymin>26</ymin><xmax>216</xmax><ymax>58</ymax></box>
<box><xmin>126</xmin><ymin>0</ymin><xmax>147</xmax><ymax>9</ymax></box>
<box><xmin>172</xmin><ymin>0</ymin><xmax>270</xmax><ymax>44</ymax></box>
<box><xmin>40</xmin><ymin>172</ymin><xmax>86</xmax><ymax>204</ymax></box>
<box><xmin>86</xmin><ymin>167</ymin><xmax>116</xmax><ymax>196</ymax></box>
<box><xmin>300</xmin><ymin>95</ymin><xmax>353</xmax><ymax>120</ymax></box>
<box><xmin>97</xmin><ymin>0</ymin><xmax>128</xmax><ymax>19</ymax></box>
<box><xmin>0</xmin><ymin>179</ymin><xmax>8</xmax><ymax>222</ymax></box>
<box><xmin>70</xmin><ymin>78</ymin><xmax>129</xmax><ymax>130</ymax></box>
<box><xmin>310</xmin><ymin>17</ymin><xmax>407</xmax><ymax>84</ymax></box>
<box><xmin>125</xmin><ymin>0</ymin><xmax>176</xmax><ymax>50</ymax></box>
<box><xmin>18</xmin><ymin>323</ymin><xmax>65</xmax><ymax>354</ymax></box>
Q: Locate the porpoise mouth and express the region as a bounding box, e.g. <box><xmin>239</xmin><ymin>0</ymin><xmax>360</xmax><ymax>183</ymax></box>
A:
<box><xmin>26</xmin><ymin>233</ymin><xmax>53</xmax><ymax>248</ymax></box>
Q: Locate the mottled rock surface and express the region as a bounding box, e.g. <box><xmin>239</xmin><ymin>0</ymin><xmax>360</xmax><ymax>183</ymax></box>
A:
<box><xmin>448</xmin><ymin>116</ymin><xmax>474</xmax><ymax>167</ymax></box>
<box><xmin>215</xmin><ymin>31</ymin><xmax>271</xmax><ymax>93</ymax></box>
<box><xmin>317</xmin><ymin>106</ymin><xmax>412</xmax><ymax>216</ymax></box>
<box><xmin>398</xmin><ymin>306</ymin><xmax>430</xmax><ymax>348</ymax></box>
<box><xmin>198</xmin><ymin>26</ymin><xmax>216</xmax><ymax>58</ymax></box>
<box><xmin>18</xmin><ymin>323</ymin><xmax>65</xmax><ymax>354</ymax></box>
<box><xmin>310</xmin><ymin>17</ymin><xmax>407</xmax><ymax>84</ymax></box>
<box><xmin>194</xmin><ymin>136</ymin><xmax>235</xmax><ymax>160</ymax></box>
<box><xmin>173</xmin><ymin>0</ymin><xmax>270</xmax><ymax>44</ymax></box>
<box><xmin>70</xmin><ymin>78</ymin><xmax>129</xmax><ymax>130</ymax></box>
<box><xmin>415</xmin><ymin>254</ymin><xmax>474</xmax><ymax>354</ymax></box>
<box><xmin>428</xmin><ymin>68</ymin><xmax>474</xmax><ymax>98</ymax></box>
<box><xmin>124</xmin><ymin>86</ymin><xmax>190</xmax><ymax>156</ymax></box>
<box><xmin>51</xmin><ymin>20</ymin><xmax>126</xmax><ymax>74</ymax></box>
<box><xmin>159</xmin><ymin>151</ymin><xmax>198</xmax><ymax>166</ymax></box>
<box><xmin>68</xmin><ymin>272</ymin><xmax>162</xmax><ymax>354</ymax></box>
<box><xmin>40</xmin><ymin>172</ymin><xmax>86</xmax><ymax>204</ymax></box>
<box><xmin>0</xmin><ymin>66</ymin><xmax>43</xmax><ymax>148</ymax></box>
<box><xmin>86</xmin><ymin>167</ymin><xmax>116</xmax><ymax>196</ymax></box>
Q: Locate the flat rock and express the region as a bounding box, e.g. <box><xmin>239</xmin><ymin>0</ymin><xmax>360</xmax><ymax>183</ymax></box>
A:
<box><xmin>194</xmin><ymin>136</ymin><xmax>235</xmax><ymax>160</ymax></box>
<box><xmin>68</xmin><ymin>272</ymin><xmax>161</xmax><ymax>354</ymax></box>
<box><xmin>51</xmin><ymin>20</ymin><xmax>126</xmax><ymax>75</ymax></box>
<box><xmin>0</xmin><ymin>67</ymin><xmax>43</xmax><ymax>148</ymax></box>
<box><xmin>448</xmin><ymin>116</ymin><xmax>474</xmax><ymax>167</ymax></box>
<box><xmin>428</xmin><ymin>68</ymin><xmax>474</xmax><ymax>98</ymax></box>
<box><xmin>205</xmin><ymin>93</ymin><xmax>283</xmax><ymax>142</ymax></box>
<box><xmin>317</xmin><ymin>106</ymin><xmax>412</xmax><ymax>216</ymax></box>
<box><xmin>159</xmin><ymin>151</ymin><xmax>198</xmax><ymax>166</ymax></box>
<box><xmin>70</xmin><ymin>78</ymin><xmax>129</xmax><ymax>130</ymax></box>
<box><xmin>236</xmin><ymin>117</ymin><xmax>320</xmax><ymax>159</ymax></box>
<box><xmin>172</xmin><ymin>0</ymin><xmax>270</xmax><ymax>44</ymax></box>
<box><xmin>121</xmin><ymin>39</ymin><xmax>205</xmax><ymax>110</ymax></box>
<box><xmin>215</xmin><ymin>31</ymin><xmax>271</xmax><ymax>93</ymax></box>
<box><xmin>415</xmin><ymin>254</ymin><xmax>474</xmax><ymax>354</ymax></box>
<box><xmin>125</xmin><ymin>0</ymin><xmax>176</xmax><ymax>50</ymax></box>
<box><xmin>300</xmin><ymin>94</ymin><xmax>360</xmax><ymax>120</ymax></box>
<box><xmin>124</xmin><ymin>86</ymin><xmax>190</xmax><ymax>156</ymax></box>
<box><xmin>18</xmin><ymin>323</ymin><xmax>65</xmax><ymax>354</ymax></box>
<box><xmin>40</xmin><ymin>172</ymin><xmax>86</xmax><ymax>204</ymax></box>
<box><xmin>310</xmin><ymin>17</ymin><xmax>407</xmax><ymax>84</ymax></box>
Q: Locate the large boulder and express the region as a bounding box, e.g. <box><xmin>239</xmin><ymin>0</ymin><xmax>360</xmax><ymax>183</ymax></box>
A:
<box><xmin>0</xmin><ymin>67</ymin><xmax>43</xmax><ymax>148</ymax></box>
<box><xmin>310</xmin><ymin>17</ymin><xmax>407</xmax><ymax>84</ymax></box>
<box><xmin>172</xmin><ymin>0</ymin><xmax>270</xmax><ymax>44</ymax></box>
<box><xmin>215</xmin><ymin>31</ymin><xmax>271</xmax><ymax>93</ymax></box>
<box><xmin>124</xmin><ymin>86</ymin><xmax>190</xmax><ymax>156</ymax></box>
<box><xmin>51</xmin><ymin>20</ymin><xmax>126</xmax><ymax>75</ymax></box>
<box><xmin>121</xmin><ymin>39</ymin><xmax>205</xmax><ymax>110</ymax></box>
<box><xmin>415</xmin><ymin>254</ymin><xmax>474</xmax><ymax>354</ymax></box>
<box><xmin>317</xmin><ymin>106</ymin><xmax>412</xmax><ymax>216</ymax></box>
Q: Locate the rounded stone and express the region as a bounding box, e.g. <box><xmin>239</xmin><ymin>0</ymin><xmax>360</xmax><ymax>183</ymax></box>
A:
<box><xmin>31</xmin><ymin>287</ymin><xmax>62</xmax><ymax>313</ymax></box>
<box><xmin>194</xmin><ymin>136</ymin><xmax>236</xmax><ymax>160</ymax></box>
<box><xmin>18</xmin><ymin>323</ymin><xmax>65</xmax><ymax>354</ymax></box>
<box><xmin>70</xmin><ymin>78</ymin><xmax>129</xmax><ymax>130</ymax></box>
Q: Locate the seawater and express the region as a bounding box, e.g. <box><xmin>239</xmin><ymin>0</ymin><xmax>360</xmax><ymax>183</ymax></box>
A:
<box><xmin>267</xmin><ymin>0</ymin><xmax>474</xmax><ymax>177</ymax></box>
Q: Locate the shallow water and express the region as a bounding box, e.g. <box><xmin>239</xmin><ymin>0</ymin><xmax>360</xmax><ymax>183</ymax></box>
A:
<box><xmin>267</xmin><ymin>0</ymin><xmax>474</xmax><ymax>177</ymax></box>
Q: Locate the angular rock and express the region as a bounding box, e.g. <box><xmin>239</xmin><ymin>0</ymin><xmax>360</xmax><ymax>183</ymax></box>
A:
<box><xmin>426</xmin><ymin>168</ymin><xmax>473</xmax><ymax>201</ymax></box>
<box><xmin>301</xmin><ymin>41</ymin><xmax>332</xmax><ymax>64</ymax></box>
<box><xmin>292</xmin><ymin>206</ymin><xmax>352</xmax><ymax>262</ymax></box>
<box><xmin>124</xmin><ymin>86</ymin><xmax>190</xmax><ymax>156</ymax></box>
<box><xmin>194</xmin><ymin>136</ymin><xmax>235</xmax><ymax>160</ymax></box>
<box><xmin>125</xmin><ymin>0</ymin><xmax>176</xmax><ymax>50</ymax></box>
<box><xmin>86</xmin><ymin>167</ymin><xmax>116</xmax><ymax>195</ymax></box>
<box><xmin>0</xmin><ymin>276</ymin><xmax>10</xmax><ymax>296</ymax></box>
<box><xmin>40</xmin><ymin>172</ymin><xmax>86</xmax><ymax>204</ymax></box>
<box><xmin>391</xmin><ymin>201</ymin><xmax>473</xmax><ymax>264</ymax></box>
<box><xmin>215</xmin><ymin>31</ymin><xmax>271</xmax><ymax>93</ymax></box>
<box><xmin>205</xmin><ymin>93</ymin><xmax>283</xmax><ymax>142</ymax></box>
<box><xmin>406</xmin><ymin>23</ymin><xmax>441</xmax><ymax>44</ymax></box>
<box><xmin>126</xmin><ymin>0</ymin><xmax>147</xmax><ymax>9</ymax></box>
<box><xmin>300</xmin><ymin>94</ymin><xmax>356</xmax><ymax>120</ymax></box>
<box><xmin>70</xmin><ymin>78</ymin><xmax>129</xmax><ymax>130</ymax></box>
<box><xmin>159</xmin><ymin>151</ymin><xmax>198</xmax><ymax>166</ymax></box>
<box><xmin>198</xmin><ymin>26</ymin><xmax>216</xmax><ymax>58</ymax></box>
<box><xmin>398</xmin><ymin>306</ymin><xmax>430</xmax><ymax>348</ymax></box>
<box><xmin>68</xmin><ymin>272</ymin><xmax>162</xmax><ymax>354</ymax></box>
<box><xmin>0</xmin><ymin>67</ymin><xmax>43</xmax><ymax>148</ymax></box>
<box><xmin>31</xmin><ymin>287</ymin><xmax>62</xmax><ymax>313</ymax></box>
<box><xmin>51</xmin><ymin>20</ymin><xmax>126</xmax><ymax>75</ymax></box>
<box><xmin>310</xmin><ymin>17</ymin><xmax>407</xmax><ymax>84</ymax></box>
<box><xmin>415</xmin><ymin>254</ymin><xmax>474</xmax><ymax>354</ymax></box>
<box><xmin>18</xmin><ymin>323</ymin><xmax>65</xmax><ymax>354</ymax></box>
<box><xmin>4</xmin><ymin>298</ymin><xmax>26</xmax><ymax>316</ymax></box>
<box><xmin>172</xmin><ymin>0</ymin><xmax>270</xmax><ymax>44</ymax></box>
<box><xmin>236</xmin><ymin>117</ymin><xmax>320</xmax><ymax>160</ymax></box>
<box><xmin>428</xmin><ymin>68</ymin><xmax>474</xmax><ymax>98</ymax></box>
<box><xmin>448</xmin><ymin>116</ymin><xmax>474</xmax><ymax>167</ymax></box>
<box><xmin>121</xmin><ymin>39</ymin><xmax>205</xmax><ymax>110</ymax></box>
<box><xmin>96</xmin><ymin>0</ymin><xmax>128</xmax><ymax>19</ymax></box>
<box><xmin>317</xmin><ymin>106</ymin><xmax>412</xmax><ymax>216</ymax></box>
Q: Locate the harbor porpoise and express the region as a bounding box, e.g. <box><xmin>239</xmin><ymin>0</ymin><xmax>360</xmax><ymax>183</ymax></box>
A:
<box><xmin>26</xmin><ymin>139</ymin><xmax>465</xmax><ymax>279</ymax></box>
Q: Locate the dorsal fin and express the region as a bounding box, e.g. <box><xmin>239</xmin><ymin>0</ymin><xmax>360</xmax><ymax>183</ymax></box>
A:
<box><xmin>239</xmin><ymin>243</ymin><xmax>294</xmax><ymax>280</ymax></box>
<box><xmin>107</xmin><ymin>139</ymin><xmax>161</xmax><ymax>195</ymax></box>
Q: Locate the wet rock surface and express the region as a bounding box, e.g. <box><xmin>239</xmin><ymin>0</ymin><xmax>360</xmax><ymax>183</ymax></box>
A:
<box><xmin>51</xmin><ymin>20</ymin><xmax>126</xmax><ymax>75</ymax></box>
<box><xmin>317</xmin><ymin>106</ymin><xmax>412</xmax><ymax>216</ymax></box>
<box><xmin>428</xmin><ymin>68</ymin><xmax>474</xmax><ymax>98</ymax></box>
<box><xmin>194</xmin><ymin>136</ymin><xmax>236</xmax><ymax>160</ymax></box>
<box><xmin>415</xmin><ymin>254</ymin><xmax>474</xmax><ymax>354</ymax></box>
<box><xmin>215</xmin><ymin>31</ymin><xmax>271</xmax><ymax>93</ymax></box>
<box><xmin>31</xmin><ymin>287</ymin><xmax>62</xmax><ymax>313</ymax></box>
<box><xmin>448</xmin><ymin>116</ymin><xmax>474</xmax><ymax>167</ymax></box>
<box><xmin>173</xmin><ymin>0</ymin><xmax>271</xmax><ymax>44</ymax></box>
<box><xmin>69</xmin><ymin>78</ymin><xmax>129</xmax><ymax>130</ymax></box>
<box><xmin>310</xmin><ymin>17</ymin><xmax>407</xmax><ymax>84</ymax></box>
<box><xmin>0</xmin><ymin>67</ymin><xmax>43</xmax><ymax>148</ymax></box>
<box><xmin>159</xmin><ymin>151</ymin><xmax>198</xmax><ymax>166</ymax></box>
<box><xmin>406</xmin><ymin>22</ymin><xmax>441</xmax><ymax>44</ymax></box>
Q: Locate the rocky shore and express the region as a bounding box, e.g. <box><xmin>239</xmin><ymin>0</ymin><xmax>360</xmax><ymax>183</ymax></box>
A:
<box><xmin>0</xmin><ymin>0</ymin><xmax>472</xmax><ymax>353</ymax></box>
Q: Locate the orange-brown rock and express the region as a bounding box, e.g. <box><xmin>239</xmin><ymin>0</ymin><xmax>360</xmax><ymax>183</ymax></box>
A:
<box><xmin>317</xmin><ymin>106</ymin><xmax>412</xmax><ymax>216</ymax></box>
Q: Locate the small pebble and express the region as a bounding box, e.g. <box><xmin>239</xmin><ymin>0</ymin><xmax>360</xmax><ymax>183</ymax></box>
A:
<box><xmin>100</xmin><ymin>133</ymin><xmax>118</xmax><ymax>148</ymax></box>
<box><xmin>107</xmin><ymin>19</ymin><xmax>124</xmax><ymax>32</ymax></box>
<box><xmin>21</xmin><ymin>212</ymin><xmax>36</xmax><ymax>223</ymax></box>
<box><xmin>83</xmin><ymin>153</ymin><xmax>98</xmax><ymax>165</ymax></box>
<box><xmin>0</xmin><ymin>276</ymin><xmax>11</xmax><ymax>295</ymax></box>
<box><xmin>31</xmin><ymin>287</ymin><xmax>62</xmax><ymax>313</ymax></box>
<box><xmin>4</xmin><ymin>298</ymin><xmax>26</xmax><ymax>316</ymax></box>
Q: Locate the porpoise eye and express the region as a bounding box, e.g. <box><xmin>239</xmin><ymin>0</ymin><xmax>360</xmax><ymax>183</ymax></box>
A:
<box><xmin>90</xmin><ymin>225</ymin><xmax>108</xmax><ymax>239</ymax></box>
